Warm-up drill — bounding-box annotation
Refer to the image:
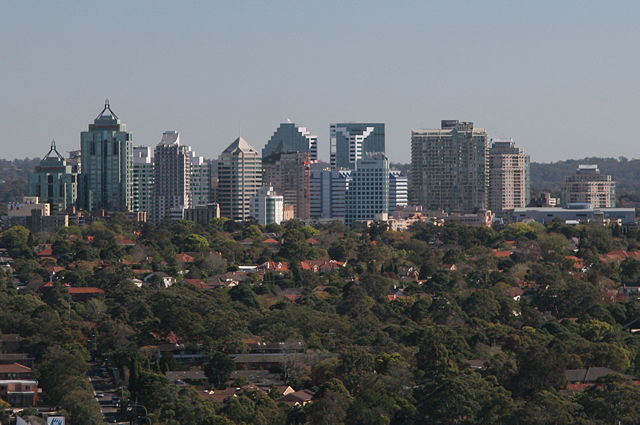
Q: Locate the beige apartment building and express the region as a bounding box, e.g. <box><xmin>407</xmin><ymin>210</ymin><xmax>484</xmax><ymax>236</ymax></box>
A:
<box><xmin>410</xmin><ymin>120</ymin><xmax>488</xmax><ymax>213</ymax></box>
<box><xmin>488</xmin><ymin>139</ymin><xmax>530</xmax><ymax>212</ymax></box>
<box><xmin>218</xmin><ymin>137</ymin><xmax>262</xmax><ymax>221</ymax></box>
<box><xmin>563</xmin><ymin>164</ymin><xmax>615</xmax><ymax>207</ymax></box>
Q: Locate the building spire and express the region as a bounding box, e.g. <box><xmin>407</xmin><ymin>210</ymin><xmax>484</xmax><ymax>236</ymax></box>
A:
<box><xmin>95</xmin><ymin>98</ymin><xmax>118</xmax><ymax>120</ymax></box>
<box><xmin>43</xmin><ymin>139</ymin><xmax>64</xmax><ymax>160</ymax></box>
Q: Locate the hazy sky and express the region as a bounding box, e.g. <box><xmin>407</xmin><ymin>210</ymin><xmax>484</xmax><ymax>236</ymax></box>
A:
<box><xmin>2</xmin><ymin>1</ymin><xmax>640</xmax><ymax>164</ymax></box>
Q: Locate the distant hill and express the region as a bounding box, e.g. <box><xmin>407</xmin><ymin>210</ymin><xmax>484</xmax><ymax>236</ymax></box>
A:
<box><xmin>0</xmin><ymin>157</ymin><xmax>39</xmax><ymax>214</ymax></box>
<box><xmin>395</xmin><ymin>157</ymin><xmax>640</xmax><ymax>205</ymax></box>
<box><xmin>530</xmin><ymin>157</ymin><xmax>640</xmax><ymax>199</ymax></box>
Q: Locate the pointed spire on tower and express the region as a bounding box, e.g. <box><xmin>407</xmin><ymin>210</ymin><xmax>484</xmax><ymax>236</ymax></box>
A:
<box><xmin>95</xmin><ymin>98</ymin><xmax>119</xmax><ymax>120</ymax></box>
<box><xmin>43</xmin><ymin>139</ymin><xmax>64</xmax><ymax>160</ymax></box>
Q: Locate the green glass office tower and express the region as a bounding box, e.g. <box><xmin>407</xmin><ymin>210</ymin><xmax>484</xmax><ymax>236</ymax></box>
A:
<box><xmin>28</xmin><ymin>140</ymin><xmax>78</xmax><ymax>213</ymax></box>
<box><xmin>79</xmin><ymin>100</ymin><xmax>133</xmax><ymax>212</ymax></box>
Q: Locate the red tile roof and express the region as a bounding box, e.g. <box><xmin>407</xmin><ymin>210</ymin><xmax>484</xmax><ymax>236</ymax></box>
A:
<box><xmin>257</xmin><ymin>261</ymin><xmax>290</xmax><ymax>272</ymax></box>
<box><xmin>176</xmin><ymin>253</ymin><xmax>195</xmax><ymax>263</ymax></box>
<box><xmin>263</xmin><ymin>238</ymin><xmax>280</xmax><ymax>244</ymax></box>
<box><xmin>37</xmin><ymin>248</ymin><xmax>54</xmax><ymax>257</ymax></box>
<box><xmin>299</xmin><ymin>260</ymin><xmax>346</xmax><ymax>272</ymax></box>
<box><xmin>185</xmin><ymin>278</ymin><xmax>212</xmax><ymax>289</ymax></box>
<box><xmin>0</xmin><ymin>363</ymin><xmax>32</xmax><ymax>373</ymax></box>
<box><xmin>67</xmin><ymin>287</ymin><xmax>105</xmax><ymax>295</ymax></box>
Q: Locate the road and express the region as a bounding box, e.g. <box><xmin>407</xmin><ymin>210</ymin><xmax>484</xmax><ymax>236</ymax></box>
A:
<box><xmin>87</xmin><ymin>361</ymin><xmax>127</xmax><ymax>424</ymax></box>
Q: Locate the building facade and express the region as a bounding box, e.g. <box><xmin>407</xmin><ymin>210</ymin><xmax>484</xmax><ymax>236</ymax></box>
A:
<box><xmin>250</xmin><ymin>186</ymin><xmax>284</xmax><ymax>225</ymax></box>
<box><xmin>563</xmin><ymin>164</ymin><xmax>616</xmax><ymax>208</ymax></box>
<box><xmin>410</xmin><ymin>120</ymin><xmax>488</xmax><ymax>213</ymax></box>
<box><xmin>488</xmin><ymin>138</ymin><xmax>530</xmax><ymax>212</ymax></box>
<box><xmin>345</xmin><ymin>153</ymin><xmax>389</xmax><ymax>227</ymax></box>
<box><xmin>80</xmin><ymin>101</ymin><xmax>133</xmax><ymax>212</ymax></box>
<box><xmin>389</xmin><ymin>170</ymin><xmax>408</xmax><ymax>212</ymax></box>
<box><xmin>190</xmin><ymin>153</ymin><xmax>212</xmax><ymax>207</ymax></box>
<box><xmin>218</xmin><ymin>137</ymin><xmax>262</xmax><ymax>221</ymax></box>
<box><xmin>152</xmin><ymin>131</ymin><xmax>191</xmax><ymax>223</ymax></box>
<box><xmin>330</xmin><ymin>123</ymin><xmax>385</xmax><ymax>170</ymax></box>
<box><xmin>262</xmin><ymin>152</ymin><xmax>311</xmax><ymax>220</ymax></box>
<box><xmin>28</xmin><ymin>141</ymin><xmax>78</xmax><ymax>213</ymax></box>
<box><xmin>309</xmin><ymin>168</ymin><xmax>353</xmax><ymax>220</ymax></box>
<box><xmin>263</xmin><ymin>122</ymin><xmax>318</xmax><ymax>162</ymax></box>
<box><xmin>132</xmin><ymin>146</ymin><xmax>154</xmax><ymax>214</ymax></box>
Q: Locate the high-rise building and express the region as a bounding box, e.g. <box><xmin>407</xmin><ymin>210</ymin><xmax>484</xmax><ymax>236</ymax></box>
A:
<box><xmin>28</xmin><ymin>141</ymin><xmax>78</xmax><ymax>213</ymax></box>
<box><xmin>190</xmin><ymin>153</ymin><xmax>212</xmax><ymax>207</ymax></box>
<box><xmin>132</xmin><ymin>146</ymin><xmax>154</xmax><ymax>214</ymax></box>
<box><xmin>263</xmin><ymin>152</ymin><xmax>311</xmax><ymax>220</ymax></box>
<box><xmin>410</xmin><ymin>120</ymin><xmax>488</xmax><ymax>212</ymax></box>
<box><xmin>250</xmin><ymin>186</ymin><xmax>284</xmax><ymax>225</ymax></box>
<box><xmin>309</xmin><ymin>168</ymin><xmax>353</xmax><ymax>220</ymax></box>
<box><xmin>218</xmin><ymin>137</ymin><xmax>262</xmax><ymax>221</ymax></box>
<box><xmin>563</xmin><ymin>164</ymin><xmax>615</xmax><ymax>208</ymax></box>
<box><xmin>67</xmin><ymin>150</ymin><xmax>81</xmax><ymax>174</ymax></box>
<box><xmin>209</xmin><ymin>159</ymin><xmax>219</xmax><ymax>204</ymax></box>
<box><xmin>345</xmin><ymin>153</ymin><xmax>389</xmax><ymax>227</ymax></box>
<box><xmin>152</xmin><ymin>131</ymin><xmax>191</xmax><ymax>223</ymax></box>
<box><xmin>389</xmin><ymin>171</ymin><xmax>408</xmax><ymax>212</ymax></box>
<box><xmin>79</xmin><ymin>100</ymin><xmax>133</xmax><ymax>212</ymax></box>
<box><xmin>330</xmin><ymin>123</ymin><xmax>385</xmax><ymax>170</ymax></box>
<box><xmin>489</xmin><ymin>139</ymin><xmax>530</xmax><ymax>212</ymax></box>
<box><xmin>263</xmin><ymin>122</ymin><xmax>318</xmax><ymax>162</ymax></box>
<box><xmin>310</xmin><ymin>164</ymin><xmax>332</xmax><ymax>219</ymax></box>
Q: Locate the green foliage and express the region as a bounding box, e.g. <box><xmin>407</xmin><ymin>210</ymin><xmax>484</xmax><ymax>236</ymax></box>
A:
<box><xmin>204</xmin><ymin>351</ymin><xmax>235</xmax><ymax>389</ymax></box>
<box><xmin>3</xmin><ymin>211</ymin><xmax>640</xmax><ymax>424</ymax></box>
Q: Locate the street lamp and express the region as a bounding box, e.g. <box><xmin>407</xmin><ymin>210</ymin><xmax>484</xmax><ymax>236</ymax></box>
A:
<box><xmin>126</xmin><ymin>402</ymin><xmax>150</xmax><ymax>425</ymax></box>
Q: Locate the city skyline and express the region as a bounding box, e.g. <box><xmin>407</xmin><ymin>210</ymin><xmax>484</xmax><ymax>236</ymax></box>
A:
<box><xmin>3</xmin><ymin>2</ymin><xmax>640</xmax><ymax>163</ymax></box>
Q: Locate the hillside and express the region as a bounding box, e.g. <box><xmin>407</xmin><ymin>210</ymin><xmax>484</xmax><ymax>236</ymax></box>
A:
<box><xmin>0</xmin><ymin>157</ymin><xmax>39</xmax><ymax>214</ymax></box>
<box><xmin>530</xmin><ymin>157</ymin><xmax>640</xmax><ymax>197</ymax></box>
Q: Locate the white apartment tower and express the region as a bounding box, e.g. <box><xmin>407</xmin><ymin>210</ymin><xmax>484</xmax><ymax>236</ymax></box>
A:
<box><xmin>152</xmin><ymin>131</ymin><xmax>191</xmax><ymax>223</ymax></box>
<box><xmin>489</xmin><ymin>139</ymin><xmax>530</xmax><ymax>212</ymax></box>
<box><xmin>250</xmin><ymin>186</ymin><xmax>284</xmax><ymax>225</ymax></box>
<box><xmin>132</xmin><ymin>146</ymin><xmax>154</xmax><ymax>214</ymax></box>
<box><xmin>190</xmin><ymin>153</ymin><xmax>212</xmax><ymax>207</ymax></box>
<box><xmin>389</xmin><ymin>171</ymin><xmax>408</xmax><ymax>212</ymax></box>
<box><xmin>345</xmin><ymin>153</ymin><xmax>389</xmax><ymax>227</ymax></box>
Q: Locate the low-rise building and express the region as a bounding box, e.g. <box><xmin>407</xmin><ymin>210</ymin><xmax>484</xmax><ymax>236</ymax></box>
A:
<box><xmin>511</xmin><ymin>206</ymin><xmax>635</xmax><ymax>225</ymax></box>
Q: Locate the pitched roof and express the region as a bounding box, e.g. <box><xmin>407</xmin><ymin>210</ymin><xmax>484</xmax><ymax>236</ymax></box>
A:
<box><xmin>222</xmin><ymin>137</ymin><xmax>259</xmax><ymax>155</ymax></box>
<box><xmin>566</xmin><ymin>367</ymin><xmax>638</xmax><ymax>383</ymax></box>
<box><xmin>67</xmin><ymin>287</ymin><xmax>105</xmax><ymax>295</ymax></box>
<box><xmin>176</xmin><ymin>253</ymin><xmax>195</xmax><ymax>263</ymax></box>
<box><xmin>0</xmin><ymin>363</ymin><xmax>31</xmax><ymax>373</ymax></box>
<box><xmin>185</xmin><ymin>278</ymin><xmax>213</xmax><ymax>289</ymax></box>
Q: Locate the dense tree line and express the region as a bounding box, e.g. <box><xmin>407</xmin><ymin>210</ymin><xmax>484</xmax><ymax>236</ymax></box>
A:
<box><xmin>4</xmin><ymin>216</ymin><xmax>640</xmax><ymax>423</ymax></box>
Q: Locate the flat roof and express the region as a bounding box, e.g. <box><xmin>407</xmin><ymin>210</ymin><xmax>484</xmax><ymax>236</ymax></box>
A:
<box><xmin>513</xmin><ymin>208</ymin><xmax>635</xmax><ymax>213</ymax></box>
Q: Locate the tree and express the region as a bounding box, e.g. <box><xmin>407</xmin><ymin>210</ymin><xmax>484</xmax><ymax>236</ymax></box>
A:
<box><xmin>305</xmin><ymin>378</ymin><xmax>352</xmax><ymax>425</ymax></box>
<box><xmin>204</xmin><ymin>351</ymin><xmax>235</xmax><ymax>389</ymax></box>
<box><xmin>184</xmin><ymin>233</ymin><xmax>210</xmax><ymax>252</ymax></box>
<box><xmin>576</xmin><ymin>375</ymin><xmax>640</xmax><ymax>424</ymax></box>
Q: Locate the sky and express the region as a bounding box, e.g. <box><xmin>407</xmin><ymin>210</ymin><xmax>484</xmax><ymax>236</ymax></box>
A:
<box><xmin>2</xmin><ymin>0</ymin><xmax>640</xmax><ymax>164</ymax></box>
